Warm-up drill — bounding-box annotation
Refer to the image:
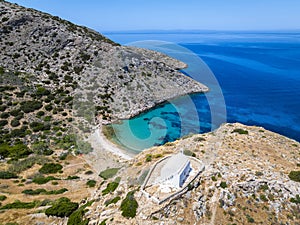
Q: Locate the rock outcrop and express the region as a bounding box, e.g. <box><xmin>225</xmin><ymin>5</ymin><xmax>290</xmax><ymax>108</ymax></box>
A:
<box><xmin>0</xmin><ymin>1</ymin><xmax>208</xmax><ymax>125</ymax></box>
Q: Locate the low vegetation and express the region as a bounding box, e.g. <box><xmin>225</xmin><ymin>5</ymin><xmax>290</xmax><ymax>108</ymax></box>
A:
<box><xmin>22</xmin><ymin>188</ymin><xmax>68</xmax><ymax>195</ymax></box>
<box><xmin>32</xmin><ymin>175</ymin><xmax>59</xmax><ymax>184</ymax></box>
<box><xmin>288</xmin><ymin>171</ymin><xmax>300</xmax><ymax>182</ymax></box>
<box><xmin>120</xmin><ymin>191</ymin><xmax>138</xmax><ymax>218</ymax></box>
<box><xmin>0</xmin><ymin>200</ymin><xmax>39</xmax><ymax>210</ymax></box>
<box><xmin>86</xmin><ymin>180</ymin><xmax>96</xmax><ymax>188</ymax></box>
<box><xmin>39</xmin><ymin>163</ymin><xmax>63</xmax><ymax>174</ymax></box>
<box><xmin>232</xmin><ymin>128</ymin><xmax>249</xmax><ymax>135</ymax></box>
<box><xmin>99</xmin><ymin>168</ymin><xmax>120</xmax><ymax>180</ymax></box>
<box><xmin>67</xmin><ymin>201</ymin><xmax>94</xmax><ymax>225</ymax></box>
<box><xmin>0</xmin><ymin>171</ymin><xmax>18</xmax><ymax>179</ymax></box>
<box><xmin>105</xmin><ymin>196</ymin><xmax>121</xmax><ymax>206</ymax></box>
<box><xmin>102</xmin><ymin>177</ymin><xmax>120</xmax><ymax>196</ymax></box>
<box><xmin>45</xmin><ymin>197</ymin><xmax>78</xmax><ymax>218</ymax></box>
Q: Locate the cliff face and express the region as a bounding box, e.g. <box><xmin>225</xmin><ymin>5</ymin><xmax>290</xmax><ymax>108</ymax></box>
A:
<box><xmin>0</xmin><ymin>1</ymin><xmax>207</xmax><ymax>125</ymax></box>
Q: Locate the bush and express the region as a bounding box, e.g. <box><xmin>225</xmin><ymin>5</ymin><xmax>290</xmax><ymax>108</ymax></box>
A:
<box><xmin>0</xmin><ymin>143</ymin><xmax>31</xmax><ymax>160</ymax></box>
<box><xmin>0</xmin><ymin>171</ymin><xmax>18</xmax><ymax>179</ymax></box>
<box><xmin>0</xmin><ymin>195</ymin><xmax>7</xmax><ymax>201</ymax></box>
<box><xmin>32</xmin><ymin>175</ymin><xmax>59</xmax><ymax>184</ymax></box>
<box><xmin>22</xmin><ymin>188</ymin><xmax>68</xmax><ymax>195</ymax></box>
<box><xmin>8</xmin><ymin>155</ymin><xmax>48</xmax><ymax>173</ymax></box>
<box><xmin>99</xmin><ymin>168</ymin><xmax>120</xmax><ymax>180</ymax></box>
<box><xmin>246</xmin><ymin>214</ymin><xmax>255</xmax><ymax>223</ymax></box>
<box><xmin>1</xmin><ymin>200</ymin><xmax>38</xmax><ymax>209</ymax></box>
<box><xmin>39</xmin><ymin>163</ymin><xmax>63</xmax><ymax>174</ymax></box>
<box><xmin>260</xmin><ymin>194</ymin><xmax>268</xmax><ymax>202</ymax></box>
<box><xmin>45</xmin><ymin>197</ymin><xmax>78</xmax><ymax>218</ymax></box>
<box><xmin>0</xmin><ymin>119</ymin><xmax>8</xmax><ymax>127</ymax></box>
<box><xmin>8</xmin><ymin>143</ymin><xmax>32</xmax><ymax>160</ymax></box>
<box><xmin>105</xmin><ymin>196</ymin><xmax>121</xmax><ymax>206</ymax></box>
<box><xmin>145</xmin><ymin>154</ymin><xmax>152</xmax><ymax>162</ymax></box>
<box><xmin>220</xmin><ymin>181</ymin><xmax>227</xmax><ymax>189</ymax></box>
<box><xmin>290</xmin><ymin>194</ymin><xmax>300</xmax><ymax>204</ymax></box>
<box><xmin>183</xmin><ymin>149</ymin><xmax>196</xmax><ymax>157</ymax></box>
<box><xmin>67</xmin><ymin>201</ymin><xmax>93</xmax><ymax>225</ymax></box>
<box><xmin>0</xmin><ymin>112</ymin><xmax>10</xmax><ymax>119</ymax></box>
<box><xmin>102</xmin><ymin>178</ymin><xmax>120</xmax><ymax>195</ymax></box>
<box><xmin>20</xmin><ymin>100</ymin><xmax>42</xmax><ymax>113</ymax></box>
<box><xmin>232</xmin><ymin>128</ymin><xmax>248</xmax><ymax>135</ymax></box>
<box><xmin>86</xmin><ymin>180</ymin><xmax>96</xmax><ymax>188</ymax></box>
<box><xmin>120</xmin><ymin>191</ymin><xmax>138</xmax><ymax>218</ymax></box>
<box><xmin>66</xmin><ymin>176</ymin><xmax>80</xmax><ymax>180</ymax></box>
<box><xmin>288</xmin><ymin>171</ymin><xmax>300</xmax><ymax>182</ymax></box>
<box><xmin>10</xmin><ymin>119</ymin><xmax>20</xmax><ymax>127</ymax></box>
<box><xmin>36</xmin><ymin>87</ymin><xmax>50</xmax><ymax>97</ymax></box>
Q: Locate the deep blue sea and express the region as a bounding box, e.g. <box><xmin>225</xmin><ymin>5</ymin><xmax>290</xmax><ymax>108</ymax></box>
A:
<box><xmin>104</xmin><ymin>31</ymin><xmax>300</xmax><ymax>152</ymax></box>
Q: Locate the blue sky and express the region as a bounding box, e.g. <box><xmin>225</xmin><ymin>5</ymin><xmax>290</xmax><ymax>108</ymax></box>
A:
<box><xmin>7</xmin><ymin>0</ymin><xmax>300</xmax><ymax>32</ymax></box>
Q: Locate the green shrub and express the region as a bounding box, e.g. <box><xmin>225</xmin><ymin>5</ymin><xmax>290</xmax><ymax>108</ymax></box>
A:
<box><xmin>0</xmin><ymin>112</ymin><xmax>10</xmax><ymax>119</ymax></box>
<box><xmin>99</xmin><ymin>168</ymin><xmax>120</xmax><ymax>180</ymax></box>
<box><xmin>22</xmin><ymin>188</ymin><xmax>68</xmax><ymax>195</ymax></box>
<box><xmin>39</xmin><ymin>163</ymin><xmax>63</xmax><ymax>174</ymax></box>
<box><xmin>260</xmin><ymin>194</ymin><xmax>268</xmax><ymax>202</ymax></box>
<box><xmin>290</xmin><ymin>194</ymin><xmax>300</xmax><ymax>204</ymax></box>
<box><xmin>120</xmin><ymin>191</ymin><xmax>138</xmax><ymax>218</ymax></box>
<box><xmin>31</xmin><ymin>142</ymin><xmax>53</xmax><ymax>155</ymax></box>
<box><xmin>36</xmin><ymin>87</ymin><xmax>51</xmax><ymax>97</ymax></box>
<box><xmin>20</xmin><ymin>100</ymin><xmax>43</xmax><ymax>113</ymax></box>
<box><xmin>45</xmin><ymin>197</ymin><xmax>78</xmax><ymax>218</ymax></box>
<box><xmin>10</xmin><ymin>119</ymin><xmax>20</xmax><ymax>127</ymax></box>
<box><xmin>288</xmin><ymin>171</ymin><xmax>300</xmax><ymax>182</ymax></box>
<box><xmin>183</xmin><ymin>149</ymin><xmax>196</xmax><ymax>157</ymax></box>
<box><xmin>105</xmin><ymin>196</ymin><xmax>121</xmax><ymax>206</ymax></box>
<box><xmin>86</xmin><ymin>180</ymin><xmax>96</xmax><ymax>188</ymax></box>
<box><xmin>10</xmin><ymin>108</ymin><xmax>21</xmax><ymax>117</ymax></box>
<box><xmin>7</xmin><ymin>143</ymin><xmax>32</xmax><ymax>160</ymax></box>
<box><xmin>99</xmin><ymin>219</ymin><xmax>107</xmax><ymax>225</ymax></box>
<box><xmin>30</xmin><ymin>121</ymin><xmax>51</xmax><ymax>132</ymax></box>
<box><xmin>65</xmin><ymin>175</ymin><xmax>79</xmax><ymax>180</ymax></box>
<box><xmin>67</xmin><ymin>201</ymin><xmax>93</xmax><ymax>225</ymax></box>
<box><xmin>0</xmin><ymin>119</ymin><xmax>8</xmax><ymax>127</ymax></box>
<box><xmin>220</xmin><ymin>181</ymin><xmax>227</xmax><ymax>189</ymax></box>
<box><xmin>246</xmin><ymin>214</ymin><xmax>255</xmax><ymax>223</ymax></box>
<box><xmin>145</xmin><ymin>154</ymin><xmax>152</xmax><ymax>162</ymax></box>
<box><xmin>102</xmin><ymin>178</ymin><xmax>120</xmax><ymax>195</ymax></box>
<box><xmin>232</xmin><ymin>128</ymin><xmax>248</xmax><ymax>135</ymax></box>
<box><xmin>1</xmin><ymin>200</ymin><xmax>38</xmax><ymax>209</ymax></box>
<box><xmin>32</xmin><ymin>175</ymin><xmax>59</xmax><ymax>184</ymax></box>
<box><xmin>0</xmin><ymin>195</ymin><xmax>7</xmax><ymax>201</ymax></box>
<box><xmin>0</xmin><ymin>171</ymin><xmax>18</xmax><ymax>179</ymax></box>
<box><xmin>8</xmin><ymin>155</ymin><xmax>48</xmax><ymax>173</ymax></box>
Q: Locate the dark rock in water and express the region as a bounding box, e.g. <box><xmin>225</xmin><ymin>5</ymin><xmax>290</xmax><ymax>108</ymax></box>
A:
<box><xmin>148</xmin><ymin>121</ymin><xmax>167</xmax><ymax>130</ymax></box>
<box><xmin>143</xmin><ymin>118</ymin><xmax>150</xmax><ymax>121</ymax></box>
<box><xmin>161</xmin><ymin>111</ymin><xmax>180</xmax><ymax>117</ymax></box>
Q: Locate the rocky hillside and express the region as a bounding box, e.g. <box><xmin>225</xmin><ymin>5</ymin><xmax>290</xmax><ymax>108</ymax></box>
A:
<box><xmin>86</xmin><ymin>123</ymin><xmax>300</xmax><ymax>225</ymax></box>
<box><xmin>0</xmin><ymin>0</ymin><xmax>207</xmax><ymax>126</ymax></box>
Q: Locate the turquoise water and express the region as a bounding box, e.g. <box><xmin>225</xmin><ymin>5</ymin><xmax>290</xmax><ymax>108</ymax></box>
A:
<box><xmin>105</xmin><ymin>31</ymin><xmax>300</xmax><ymax>153</ymax></box>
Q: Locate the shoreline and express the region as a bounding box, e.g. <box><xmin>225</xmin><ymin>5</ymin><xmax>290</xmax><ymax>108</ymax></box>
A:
<box><xmin>95</xmin><ymin>124</ymin><xmax>135</xmax><ymax>160</ymax></box>
<box><xmin>104</xmin><ymin>89</ymin><xmax>209</xmax><ymax>125</ymax></box>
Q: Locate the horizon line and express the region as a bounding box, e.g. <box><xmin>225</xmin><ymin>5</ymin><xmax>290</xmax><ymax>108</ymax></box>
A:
<box><xmin>101</xmin><ymin>29</ymin><xmax>300</xmax><ymax>34</ymax></box>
